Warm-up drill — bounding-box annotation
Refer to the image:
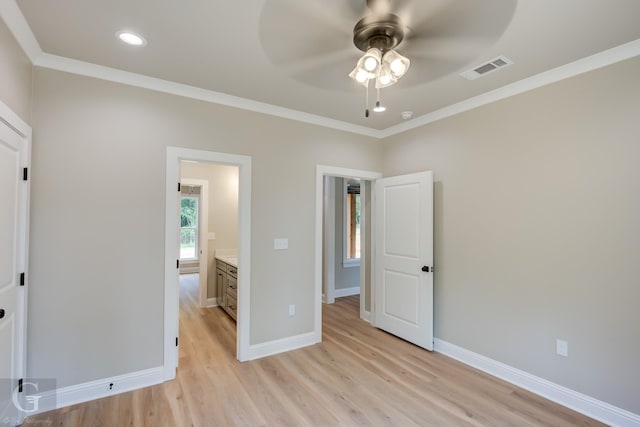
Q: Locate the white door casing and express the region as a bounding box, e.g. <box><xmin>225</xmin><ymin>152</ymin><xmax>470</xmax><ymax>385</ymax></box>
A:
<box><xmin>0</xmin><ymin>114</ymin><xmax>30</xmax><ymax>426</ymax></box>
<box><xmin>165</xmin><ymin>147</ymin><xmax>252</xmax><ymax>379</ymax></box>
<box><xmin>374</xmin><ymin>171</ymin><xmax>434</xmax><ymax>350</ymax></box>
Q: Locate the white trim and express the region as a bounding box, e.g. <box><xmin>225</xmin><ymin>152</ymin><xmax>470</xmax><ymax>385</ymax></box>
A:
<box><xmin>34</xmin><ymin>53</ymin><xmax>380</xmax><ymax>139</ymax></box>
<box><xmin>31</xmin><ymin>40</ymin><xmax>640</xmax><ymax>140</ymax></box>
<box><xmin>434</xmin><ymin>339</ymin><xmax>640</xmax><ymax>427</ymax></box>
<box><xmin>179</xmin><ymin>265</ymin><xmax>199</xmax><ymax>274</ymax></box>
<box><xmin>0</xmin><ymin>0</ymin><xmax>42</xmax><ymax>63</ymax></box>
<box><xmin>0</xmin><ymin>100</ymin><xmax>30</xmax><ymax>138</ymax></box>
<box><xmin>30</xmin><ymin>367</ymin><xmax>164</xmax><ymax>416</ymax></box>
<box><xmin>359</xmin><ymin>180</ymin><xmax>370</xmax><ymax>322</ymax></box>
<box><xmin>323</xmin><ymin>176</ymin><xmax>336</xmax><ymax>305</ymax></box>
<box><xmin>165</xmin><ymin>147</ymin><xmax>251</xmax><ymax>382</ymax></box>
<box><xmin>315</xmin><ymin>166</ymin><xmax>382</xmax><ymax>344</ymax></box>
<box><xmin>362</xmin><ymin>310</ymin><xmax>372</xmax><ymax>323</ymax></box>
<box><xmin>180</xmin><ymin>178</ymin><xmax>209</xmax><ymax>308</ymax></box>
<box><xmin>334</xmin><ymin>286</ymin><xmax>360</xmax><ymax>298</ymax></box>
<box><xmin>1</xmin><ymin>100</ymin><xmax>31</xmax><ymax>427</ymax></box>
<box><xmin>206</xmin><ymin>297</ymin><xmax>218</xmax><ymax>307</ymax></box>
<box><xmin>246</xmin><ymin>332</ymin><xmax>318</xmax><ymax>361</ymax></box>
<box><xmin>380</xmin><ymin>38</ymin><xmax>640</xmax><ymax>138</ymax></box>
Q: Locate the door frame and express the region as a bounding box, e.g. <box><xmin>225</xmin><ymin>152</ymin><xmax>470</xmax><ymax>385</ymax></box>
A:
<box><xmin>165</xmin><ymin>147</ymin><xmax>251</xmax><ymax>381</ymax></box>
<box><xmin>314</xmin><ymin>165</ymin><xmax>382</xmax><ymax>338</ymax></box>
<box><xmin>179</xmin><ymin>178</ymin><xmax>209</xmax><ymax>308</ymax></box>
<box><xmin>0</xmin><ymin>100</ymin><xmax>31</xmax><ymax>425</ymax></box>
<box><xmin>322</xmin><ymin>175</ymin><xmax>335</xmax><ymax>304</ymax></box>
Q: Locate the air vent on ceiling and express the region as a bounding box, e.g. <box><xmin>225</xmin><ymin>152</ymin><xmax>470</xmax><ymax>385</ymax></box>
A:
<box><xmin>460</xmin><ymin>56</ymin><xmax>513</xmax><ymax>81</ymax></box>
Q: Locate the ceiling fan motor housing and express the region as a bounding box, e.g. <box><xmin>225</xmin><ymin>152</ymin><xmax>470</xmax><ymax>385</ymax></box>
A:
<box><xmin>353</xmin><ymin>13</ymin><xmax>406</xmax><ymax>53</ymax></box>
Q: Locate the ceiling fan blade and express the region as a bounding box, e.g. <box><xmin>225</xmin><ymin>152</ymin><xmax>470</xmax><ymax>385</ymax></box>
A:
<box><xmin>283</xmin><ymin>49</ymin><xmax>359</xmax><ymax>92</ymax></box>
<box><xmin>401</xmin><ymin>35</ymin><xmax>497</xmax><ymax>61</ymax></box>
<box><xmin>396</xmin><ymin>56</ymin><xmax>469</xmax><ymax>87</ymax></box>
<box><xmin>259</xmin><ymin>0</ymin><xmax>362</xmax><ymax>67</ymax></box>
<box><xmin>282</xmin><ymin>49</ymin><xmax>355</xmax><ymax>75</ymax></box>
<box><xmin>404</xmin><ymin>0</ymin><xmax>517</xmax><ymax>41</ymax></box>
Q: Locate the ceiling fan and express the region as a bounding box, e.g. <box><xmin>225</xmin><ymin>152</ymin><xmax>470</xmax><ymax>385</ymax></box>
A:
<box><xmin>259</xmin><ymin>0</ymin><xmax>516</xmax><ymax>115</ymax></box>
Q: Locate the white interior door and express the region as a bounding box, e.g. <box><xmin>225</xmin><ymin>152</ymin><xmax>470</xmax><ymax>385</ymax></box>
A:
<box><xmin>374</xmin><ymin>171</ymin><xmax>433</xmax><ymax>350</ymax></box>
<box><xmin>0</xmin><ymin>120</ymin><xmax>28</xmax><ymax>425</ymax></box>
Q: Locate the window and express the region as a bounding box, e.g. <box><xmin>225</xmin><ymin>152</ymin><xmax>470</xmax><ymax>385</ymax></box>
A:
<box><xmin>344</xmin><ymin>179</ymin><xmax>361</xmax><ymax>266</ymax></box>
<box><xmin>180</xmin><ymin>196</ymin><xmax>198</xmax><ymax>260</ymax></box>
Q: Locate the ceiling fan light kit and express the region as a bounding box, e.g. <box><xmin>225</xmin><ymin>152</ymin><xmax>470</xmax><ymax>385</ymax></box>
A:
<box><xmin>349</xmin><ymin>0</ymin><xmax>411</xmax><ymax>117</ymax></box>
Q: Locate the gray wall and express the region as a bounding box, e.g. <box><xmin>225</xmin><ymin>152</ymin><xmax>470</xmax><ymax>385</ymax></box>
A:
<box><xmin>28</xmin><ymin>67</ymin><xmax>382</xmax><ymax>388</ymax></box>
<box><xmin>12</xmin><ymin>25</ymin><xmax>639</xmax><ymax>414</ymax></box>
<box><xmin>382</xmin><ymin>57</ymin><xmax>640</xmax><ymax>413</ymax></box>
<box><xmin>334</xmin><ymin>177</ymin><xmax>360</xmax><ymax>291</ymax></box>
<box><xmin>181</xmin><ymin>162</ymin><xmax>239</xmax><ymax>298</ymax></box>
<box><xmin>0</xmin><ymin>19</ymin><xmax>32</xmax><ymax>124</ymax></box>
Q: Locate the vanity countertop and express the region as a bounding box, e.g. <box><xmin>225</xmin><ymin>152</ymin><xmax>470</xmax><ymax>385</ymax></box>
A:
<box><xmin>215</xmin><ymin>254</ymin><xmax>238</xmax><ymax>268</ymax></box>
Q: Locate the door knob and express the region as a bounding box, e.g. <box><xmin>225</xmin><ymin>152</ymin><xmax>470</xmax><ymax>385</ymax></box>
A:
<box><xmin>0</xmin><ymin>309</ymin><xmax>5</xmax><ymax>319</ymax></box>
<box><xmin>421</xmin><ymin>266</ymin><xmax>432</xmax><ymax>272</ymax></box>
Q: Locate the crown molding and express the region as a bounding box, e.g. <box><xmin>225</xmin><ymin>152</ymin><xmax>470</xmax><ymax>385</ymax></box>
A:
<box><xmin>2</xmin><ymin>0</ymin><xmax>639</xmax><ymax>141</ymax></box>
<box><xmin>379</xmin><ymin>38</ymin><xmax>640</xmax><ymax>139</ymax></box>
<box><xmin>34</xmin><ymin>53</ymin><xmax>381</xmax><ymax>138</ymax></box>
<box><xmin>0</xmin><ymin>0</ymin><xmax>42</xmax><ymax>62</ymax></box>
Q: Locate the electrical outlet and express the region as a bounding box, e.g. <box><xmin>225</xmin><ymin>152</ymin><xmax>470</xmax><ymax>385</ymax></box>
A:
<box><xmin>288</xmin><ymin>304</ymin><xmax>295</xmax><ymax>317</ymax></box>
<box><xmin>556</xmin><ymin>339</ymin><xmax>568</xmax><ymax>357</ymax></box>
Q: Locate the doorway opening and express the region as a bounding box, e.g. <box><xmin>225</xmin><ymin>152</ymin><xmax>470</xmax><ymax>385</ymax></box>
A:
<box><xmin>315</xmin><ymin>166</ymin><xmax>382</xmax><ymax>339</ymax></box>
<box><xmin>323</xmin><ymin>177</ymin><xmax>366</xmax><ymax>308</ymax></box>
<box><xmin>315</xmin><ymin>166</ymin><xmax>435</xmax><ymax>352</ymax></box>
<box><xmin>164</xmin><ymin>147</ymin><xmax>252</xmax><ymax>381</ymax></box>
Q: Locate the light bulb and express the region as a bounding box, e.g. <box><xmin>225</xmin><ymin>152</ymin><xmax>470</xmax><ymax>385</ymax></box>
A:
<box><xmin>360</xmin><ymin>48</ymin><xmax>382</xmax><ymax>72</ymax></box>
<box><xmin>390</xmin><ymin>59</ymin><xmax>406</xmax><ymax>74</ymax></box>
<box><xmin>379</xmin><ymin>74</ymin><xmax>392</xmax><ymax>86</ymax></box>
<box><xmin>364</xmin><ymin>56</ymin><xmax>378</xmax><ymax>72</ymax></box>
<box><xmin>355</xmin><ymin>70</ymin><xmax>369</xmax><ymax>83</ymax></box>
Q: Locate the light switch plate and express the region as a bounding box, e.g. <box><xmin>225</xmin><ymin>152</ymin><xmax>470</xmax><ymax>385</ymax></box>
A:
<box><xmin>556</xmin><ymin>339</ymin><xmax>568</xmax><ymax>357</ymax></box>
<box><xmin>274</xmin><ymin>238</ymin><xmax>288</xmax><ymax>250</ymax></box>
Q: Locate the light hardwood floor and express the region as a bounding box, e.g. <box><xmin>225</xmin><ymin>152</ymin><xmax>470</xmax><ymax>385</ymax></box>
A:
<box><xmin>26</xmin><ymin>274</ymin><xmax>603</xmax><ymax>426</ymax></box>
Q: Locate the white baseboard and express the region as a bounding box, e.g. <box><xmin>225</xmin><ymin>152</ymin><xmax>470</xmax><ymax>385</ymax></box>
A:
<box><xmin>247</xmin><ymin>332</ymin><xmax>318</xmax><ymax>361</ymax></box>
<box><xmin>29</xmin><ymin>366</ymin><xmax>164</xmax><ymax>416</ymax></box>
<box><xmin>434</xmin><ymin>339</ymin><xmax>640</xmax><ymax>427</ymax></box>
<box><xmin>206</xmin><ymin>297</ymin><xmax>218</xmax><ymax>307</ymax></box>
<box><xmin>334</xmin><ymin>286</ymin><xmax>360</xmax><ymax>298</ymax></box>
<box><xmin>361</xmin><ymin>310</ymin><xmax>372</xmax><ymax>323</ymax></box>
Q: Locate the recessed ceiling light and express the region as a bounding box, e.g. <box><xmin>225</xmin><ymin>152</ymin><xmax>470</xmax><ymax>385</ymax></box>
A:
<box><xmin>116</xmin><ymin>31</ymin><xmax>147</xmax><ymax>46</ymax></box>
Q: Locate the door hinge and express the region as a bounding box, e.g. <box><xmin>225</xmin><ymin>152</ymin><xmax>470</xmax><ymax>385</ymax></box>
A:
<box><xmin>20</xmin><ymin>272</ymin><xmax>25</xmax><ymax>286</ymax></box>
<box><xmin>23</xmin><ymin>167</ymin><xmax>28</xmax><ymax>181</ymax></box>
<box><xmin>175</xmin><ymin>337</ymin><xmax>179</xmax><ymax>347</ymax></box>
<box><xmin>177</xmin><ymin>182</ymin><xmax>181</xmax><ymax>192</ymax></box>
<box><xmin>176</xmin><ymin>259</ymin><xmax>180</xmax><ymax>269</ymax></box>
<box><xmin>18</xmin><ymin>378</ymin><xmax>23</xmax><ymax>393</ymax></box>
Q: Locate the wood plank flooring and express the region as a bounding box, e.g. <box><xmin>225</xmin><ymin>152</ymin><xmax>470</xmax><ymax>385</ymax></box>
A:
<box><xmin>25</xmin><ymin>274</ymin><xmax>603</xmax><ymax>426</ymax></box>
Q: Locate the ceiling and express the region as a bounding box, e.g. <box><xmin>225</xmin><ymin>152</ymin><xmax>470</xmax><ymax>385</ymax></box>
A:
<box><xmin>10</xmin><ymin>0</ymin><xmax>640</xmax><ymax>134</ymax></box>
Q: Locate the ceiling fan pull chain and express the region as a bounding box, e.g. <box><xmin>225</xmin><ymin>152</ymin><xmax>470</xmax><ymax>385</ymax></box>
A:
<box><xmin>365</xmin><ymin>80</ymin><xmax>370</xmax><ymax>118</ymax></box>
